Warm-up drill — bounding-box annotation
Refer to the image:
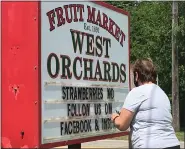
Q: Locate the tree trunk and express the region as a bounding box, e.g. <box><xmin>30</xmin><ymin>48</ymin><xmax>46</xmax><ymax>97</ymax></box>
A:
<box><xmin>172</xmin><ymin>1</ymin><xmax>180</xmax><ymax>131</ymax></box>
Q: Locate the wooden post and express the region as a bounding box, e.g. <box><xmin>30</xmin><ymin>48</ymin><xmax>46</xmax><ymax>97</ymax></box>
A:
<box><xmin>129</xmin><ymin>133</ymin><xmax>132</xmax><ymax>149</ymax></box>
<box><xmin>172</xmin><ymin>1</ymin><xmax>180</xmax><ymax>131</ymax></box>
<box><xmin>68</xmin><ymin>144</ymin><xmax>81</xmax><ymax>149</ymax></box>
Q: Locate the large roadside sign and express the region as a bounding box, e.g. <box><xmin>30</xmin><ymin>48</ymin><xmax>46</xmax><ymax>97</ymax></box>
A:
<box><xmin>41</xmin><ymin>1</ymin><xmax>130</xmax><ymax>146</ymax></box>
<box><xmin>1</xmin><ymin>1</ymin><xmax>130</xmax><ymax>148</ymax></box>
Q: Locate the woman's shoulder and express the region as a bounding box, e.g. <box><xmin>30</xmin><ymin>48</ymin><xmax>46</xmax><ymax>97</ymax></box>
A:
<box><xmin>127</xmin><ymin>86</ymin><xmax>148</xmax><ymax>99</ymax></box>
<box><xmin>129</xmin><ymin>84</ymin><xmax>160</xmax><ymax>98</ymax></box>
<box><xmin>133</xmin><ymin>83</ymin><xmax>159</xmax><ymax>92</ymax></box>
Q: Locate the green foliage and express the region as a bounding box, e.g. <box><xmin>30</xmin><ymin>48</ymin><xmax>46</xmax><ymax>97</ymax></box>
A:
<box><xmin>177</xmin><ymin>2</ymin><xmax>185</xmax><ymax>128</ymax></box>
<box><xmin>107</xmin><ymin>1</ymin><xmax>185</xmax><ymax>128</ymax></box>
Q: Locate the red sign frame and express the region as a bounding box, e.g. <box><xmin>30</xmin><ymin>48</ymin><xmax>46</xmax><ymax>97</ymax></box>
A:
<box><xmin>1</xmin><ymin>1</ymin><xmax>130</xmax><ymax>148</ymax></box>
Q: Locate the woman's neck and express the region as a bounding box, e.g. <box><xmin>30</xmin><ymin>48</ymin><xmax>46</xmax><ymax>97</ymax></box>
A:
<box><xmin>143</xmin><ymin>81</ymin><xmax>153</xmax><ymax>85</ymax></box>
<box><xmin>137</xmin><ymin>81</ymin><xmax>153</xmax><ymax>86</ymax></box>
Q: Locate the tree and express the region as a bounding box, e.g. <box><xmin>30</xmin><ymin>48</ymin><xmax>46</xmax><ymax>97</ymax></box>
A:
<box><xmin>107</xmin><ymin>1</ymin><xmax>185</xmax><ymax>130</ymax></box>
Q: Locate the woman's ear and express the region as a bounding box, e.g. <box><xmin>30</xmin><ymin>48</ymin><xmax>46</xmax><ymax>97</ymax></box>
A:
<box><xmin>134</xmin><ymin>72</ymin><xmax>138</xmax><ymax>81</ymax></box>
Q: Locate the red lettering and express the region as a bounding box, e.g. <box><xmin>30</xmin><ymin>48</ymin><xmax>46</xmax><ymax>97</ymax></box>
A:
<box><xmin>114</xmin><ymin>24</ymin><xmax>121</xmax><ymax>41</ymax></box>
<box><xmin>55</xmin><ymin>7</ymin><xmax>65</xmax><ymax>27</ymax></box>
<box><xmin>108</xmin><ymin>18</ymin><xmax>114</xmax><ymax>35</ymax></box>
<box><xmin>102</xmin><ymin>13</ymin><xmax>108</xmax><ymax>30</ymax></box>
<box><xmin>46</xmin><ymin>5</ymin><xmax>126</xmax><ymax>47</ymax></box>
<box><xmin>71</xmin><ymin>4</ymin><xmax>78</xmax><ymax>22</ymax></box>
<box><xmin>64</xmin><ymin>5</ymin><xmax>72</xmax><ymax>23</ymax></box>
<box><xmin>87</xmin><ymin>6</ymin><xmax>96</xmax><ymax>23</ymax></box>
<box><xmin>77</xmin><ymin>4</ymin><xmax>84</xmax><ymax>21</ymax></box>
<box><xmin>95</xmin><ymin>10</ymin><xmax>102</xmax><ymax>26</ymax></box>
<box><xmin>46</xmin><ymin>9</ymin><xmax>56</xmax><ymax>31</ymax></box>
<box><xmin>120</xmin><ymin>31</ymin><xmax>126</xmax><ymax>47</ymax></box>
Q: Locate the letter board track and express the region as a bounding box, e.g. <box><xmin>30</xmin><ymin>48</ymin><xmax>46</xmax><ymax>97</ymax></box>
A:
<box><xmin>41</xmin><ymin>1</ymin><xmax>130</xmax><ymax>145</ymax></box>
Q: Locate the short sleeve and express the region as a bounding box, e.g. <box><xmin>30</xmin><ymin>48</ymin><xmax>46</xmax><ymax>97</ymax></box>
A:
<box><xmin>122</xmin><ymin>88</ymin><xmax>148</xmax><ymax>112</ymax></box>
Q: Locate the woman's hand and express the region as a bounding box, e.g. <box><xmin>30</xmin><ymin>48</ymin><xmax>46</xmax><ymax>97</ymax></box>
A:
<box><xmin>111</xmin><ymin>108</ymin><xmax>134</xmax><ymax>131</ymax></box>
<box><xmin>111</xmin><ymin>113</ymin><xmax>119</xmax><ymax>122</ymax></box>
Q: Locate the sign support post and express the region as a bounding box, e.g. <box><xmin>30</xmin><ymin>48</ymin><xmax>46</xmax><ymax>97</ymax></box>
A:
<box><xmin>68</xmin><ymin>144</ymin><xmax>81</xmax><ymax>149</ymax></box>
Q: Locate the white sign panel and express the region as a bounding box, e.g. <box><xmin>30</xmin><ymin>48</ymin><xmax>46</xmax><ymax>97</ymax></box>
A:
<box><xmin>41</xmin><ymin>1</ymin><xmax>130</xmax><ymax>144</ymax></box>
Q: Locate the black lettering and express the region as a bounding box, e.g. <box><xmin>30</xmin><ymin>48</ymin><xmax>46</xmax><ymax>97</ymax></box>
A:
<box><xmin>73</xmin><ymin>121</ymin><xmax>76</xmax><ymax>134</ymax></box>
<box><xmin>67</xmin><ymin>104</ymin><xmax>71</xmax><ymax>117</ymax></box>
<box><xmin>78</xmin><ymin>88</ymin><xmax>82</xmax><ymax>99</ymax></box>
<box><xmin>80</xmin><ymin>120</ymin><xmax>84</xmax><ymax>133</ymax></box>
<box><xmin>86</xmin><ymin>33</ymin><xmax>95</xmax><ymax>56</ymax></box>
<box><xmin>95</xmin><ymin>119</ymin><xmax>99</xmax><ymax>131</ymax></box>
<box><xmin>68</xmin><ymin>121</ymin><xmax>72</xmax><ymax>134</ymax></box>
<box><xmin>76</xmin><ymin>120</ymin><xmax>79</xmax><ymax>133</ymax></box>
<box><xmin>103</xmin><ymin>38</ymin><xmax>111</xmax><ymax>58</ymax></box>
<box><xmin>47</xmin><ymin>53</ymin><xmax>59</xmax><ymax>78</ymax></box>
<box><xmin>82</xmin><ymin>88</ymin><xmax>86</xmax><ymax>100</ymax></box>
<box><xmin>74</xmin><ymin>88</ymin><xmax>77</xmax><ymax>100</ymax></box>
<box><xmin>65</xmin><ymin>121</ymin><xmax>69</xmax><ymax>134</ymax></box>
<box><xmin>89</xmin><ymin>88</ymin><xmax>93</xmax><ymax>100</ymax></box>
<box><xmin>112</xmin><ymin>62</ymin><xmax>119</xmax><ymax>82</ymax></box>
<box><xmin>105</xmin><ymin>103</ymin><xmax>112</xmax><ymax>115</ymax></box>
<box><xmin>84</xmin><ymin>120</ymin><xmax>87</xmax><ymax>132</ymax></box>
<box><xmin>103</xmin><ymin>61</ymin><xmax>111</xmax><ymax>82</ymax></box>
<box><xmin>73</xmin><ymin>57</ymin><xmax>82</xmax><ymax>80</ymax></box>
<box><xmin>94</xmin><ymin>60</ymin><xmax>103</xmax><ymax>81</ymax></box>
<box><xmin>60</xmin><ymin>55</ymin><xmax>72</xmax><ymax>79</ymax></box>
<box><xmin>107</xmin><ymin>88</ymin><xmax>114</xmax><ymax>99</ymax></box>
<box><xmin>67</xmin><ymin>104</ymin><xmax>90</xmax><ymax>117</ymax></box>
<box><xmin>62</xmin><ymin>87</ymin><xmax>66</xmax><ymax>99</ymax></box>
<box><xmin>78</xmin><ymin>104</ymin><xmax>82</xmax><ymax>116</ymax></box>
<box><xmin>87</xmin><ymin>119</ymin><xmax>92</xmax><ymax>132</ymax></box>
<box><xmin>100</xmin><ymin>88</ymin><xmax>103</xmax><ymax>99</ymax></box>
<box><xmin>120</xmin><ymin>64</ymin><xmax>126</xmax><ymax>83</ymax></box>
<box><xmin>94</xmin><ymin>103</ymin><xmax>101</xmax><ymax>115</ymax></box>
<box><xmin>95</xmin><ymin>36</ymin><xmax>103</xmax><ymax>57</ymax></box>
<box><xmin>102</xmin><ymin>118</ymin><xmax>112</xmax><ymax>130</ymax></box>
<box><xmin>60</xmin><ymin>122</ymin><xmax>64</xmax><ymax>135</ymax></box>
<box><xmin>83</xmin><ymin>58</ymin><xmax>93</xmax><ymax>80</ymax></box>
<box><xmin>70</xmin><ymin>29</ymin><xmax>85</xmax><ymax>54</ymax></box>
<box><xmin>60</xmin><ymin>120</ymin><xmax>92</xmax><ymax>136</ymax></box>
<box><xmin>66</xmin><ymin>87</ymin><xmax>69</xmax><ymax>100</ymax></box>
<box><xmin>70</xmin><ymin>87</ymin><xmax>74</xmax><ymax>100</ymax></box>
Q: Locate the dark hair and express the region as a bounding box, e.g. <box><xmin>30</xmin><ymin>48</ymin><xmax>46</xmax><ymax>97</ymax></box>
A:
<box><xmin>133</xmin><ymin>58</ymin><xmax>157</xmax><ymax>84</ymax></box>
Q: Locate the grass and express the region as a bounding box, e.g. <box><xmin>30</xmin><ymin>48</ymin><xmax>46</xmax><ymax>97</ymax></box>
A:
<box><xmin>176</xmin><ymin>131</ymin><xmax>184</xmax><ymax>141</ymax></box>
<box><xmin>111</xmin><ymin>132</ymin><xmax>184</xmax><ymax>141</ymax></box>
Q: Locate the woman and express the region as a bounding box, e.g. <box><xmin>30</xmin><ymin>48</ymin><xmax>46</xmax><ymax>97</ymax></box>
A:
<box><xmin>111</xmin><ymin>58</ymin><xmax>180</xmax><ymax>149</ymax></box>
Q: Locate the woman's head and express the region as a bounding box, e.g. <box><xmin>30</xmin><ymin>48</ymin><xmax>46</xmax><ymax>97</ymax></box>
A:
<box><xmin>132</xmin><ymin>58</ymin><xmax>157</xmax><ymax>87</ymax></box>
